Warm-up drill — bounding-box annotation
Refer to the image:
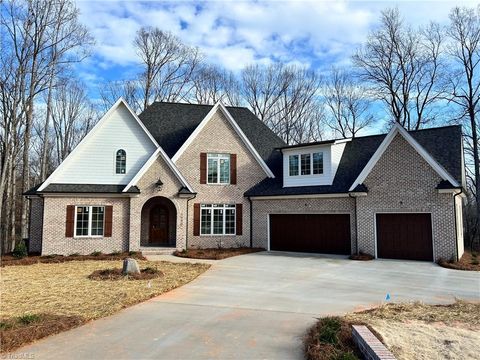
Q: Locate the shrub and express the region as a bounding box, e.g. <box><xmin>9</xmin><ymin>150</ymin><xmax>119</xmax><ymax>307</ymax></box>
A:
<box><xmin>12</xmin><ymin>240</ymin><xmax>28</xmax><ymax>259</ymax></box>
<box><xmin>110</xmin><ymin>251</ymin><xmax>121</xmax><ymax>256</ymax></box>
<box><xmin>69</xmin><ymin>253</ymin><xmax>80</xmax><ymax>257</ymax></box>
<box><xmin>18</xmin><ymin>314</ymin><xmax>41</xmax><ymax>325</ymax></box>
<box><xmin>90</xmin><ymin>251</ymin><xmax>102</xmax><ymax>256</ymax></box>
<box><xmin>0</xmin><ymin>321</ymin><xmax>12</xmax><ymax>330</ymax></box>
<box><xmin>317</xmin><ymin>317</ymin><xmax>342</xmax><ymax>345</ymax></box>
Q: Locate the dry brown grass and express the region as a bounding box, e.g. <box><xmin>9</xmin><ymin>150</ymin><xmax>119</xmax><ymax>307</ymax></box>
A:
<box><xmin>1</xmin><ymin>260</ymin><xmax>209</xmax><ymax>320</ymax></box>
<box><xmin>0</xmin><ymin>260</ymin><xmax>209</xmax><ymax>352</ymax></box>
<box><xmin>438</xmin><ymin>251</ymin><xmax>480</xmax><ymax>271</ymax></box>
<box><xmin>174</xmin><ymin>247</ymin><xmax>264</xmax><ymax>260</ymax></box>
<box><xmin>346</xmin><ymin>301</ymin><xmax>480</xmax><ymax>360</ymax></box>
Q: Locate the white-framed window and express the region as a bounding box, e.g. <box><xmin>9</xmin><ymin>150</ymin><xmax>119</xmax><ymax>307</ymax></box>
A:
<box><xmin>115</xmin><ymin>149</ymin><xmax>126</xmax><ymax>174</ymax></box>
<box><xmin>289</xmin><ymin>155</ymin><xmax>299</xmax><ymax>176</ymax></box>
<box><xmin>289</xmin><ymin>151</ymin><xmax>323</xmax><ymax>176</ymax></box>
<box><xmin>75</xmin><ymin>206</ymin><xmax>105</xmax><ymax>237</ymax></box>
<box><xmin>200</xmin><ymin>204</ymin><xmax>236</xmax><ymax>235</ymax></box>
<box><xmin>207</xmin><ymin>153</ymin><xmax>230</xmax><ymax>184</ymax></box>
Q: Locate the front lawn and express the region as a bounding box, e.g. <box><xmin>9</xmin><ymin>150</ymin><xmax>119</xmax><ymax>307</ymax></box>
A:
<box><xmin>0</xmin><ymin>260</ymin><xmax>210</xmax><ymax>352</ymax></box>
<box><xmin>174</xmin><ymin>247</ymin><xmax>264</xmax><ymax>260</ymax></box>
<box><xmin>305</xmin><ymin>301</ymin><xmax>480</xmax><ymax>360</ymax></box>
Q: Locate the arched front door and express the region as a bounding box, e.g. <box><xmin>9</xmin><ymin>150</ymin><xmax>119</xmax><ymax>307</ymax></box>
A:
<box><xmin>149</xmin><ymin>205</ymin><xmax>169</xmax><ymax>244</ymax></box>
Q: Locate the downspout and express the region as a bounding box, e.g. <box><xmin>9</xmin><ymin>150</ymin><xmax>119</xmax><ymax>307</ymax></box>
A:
<box><xmin>348</xmin><ymin>193</ymin><xmax>359</xmax><ymax>255</ymax></box>
<box><xmin>185</xmin><ymin>193</ymin><xmax>197</xmax><ymax>251</ymax></box>
<box><xmin>453</xmin><ymin>188</ymin><xmax>463</xmax><ymax>262</ymax></box>
<box><xmin>248</xmin><ymin>197</ymin><xmax>253</xmax><ymax>248</ymax></box>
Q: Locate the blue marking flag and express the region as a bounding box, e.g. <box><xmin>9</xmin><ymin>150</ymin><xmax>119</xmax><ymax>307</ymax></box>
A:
<box><xmin>385</xmin><ymin>293</ymin><xmax>391</xmax><ymax>301</ymax></box>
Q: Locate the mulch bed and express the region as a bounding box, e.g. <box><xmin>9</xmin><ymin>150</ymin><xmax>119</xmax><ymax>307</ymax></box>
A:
<box><xmin>88</xmin><ymin>267</ymin><xmax>163</xmax><ymax>281</ymax></box>
<box><xmin>174</xmin><ymin>247</ymin><xmax>264</xmax><ymax>260</ymax></box>
<box><xmin>0</xmin><ymin>314</ymin><xmax>84</xmax><ymax>353</ymax></box>
<box><xmin>438</xmin><ymin>251</ymin><xmax>479</xmax><ymax>271</ymax></box>
<box><xmin>1</xmin><ymin>251</ymin><xmax>146</xmax><ymax>267</ymax></box>
<box><xmin>304</xmin><ymin>316</ymin><xmax>370</xmax><ymax>360</ymax></box>
<box><xmin>349</xmin><ymin>252</ymin><xmax>374</xmax><ymax>261</ymax></box>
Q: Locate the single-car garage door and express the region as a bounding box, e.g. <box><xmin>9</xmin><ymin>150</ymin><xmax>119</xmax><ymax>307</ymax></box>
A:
<box><xmin>269</xmin><ymin>214</ymin><xmax>351</xmax><ymax>255</ymax></box>
<box><xmin>376</xmin><ymin>213</ymin><xmax>433</xmax><ymax>261</ymax></box>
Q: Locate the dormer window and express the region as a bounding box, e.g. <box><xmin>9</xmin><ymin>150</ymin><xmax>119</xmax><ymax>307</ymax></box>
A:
<box><xmin>115</xmin><ymin>149</ymin><xmax>126</xmax><ymax>174</ymax></box>
<box><xmin>289</xmin><ymin>152</ymin><xmax>324</xmax><ymax>177</ymax></box>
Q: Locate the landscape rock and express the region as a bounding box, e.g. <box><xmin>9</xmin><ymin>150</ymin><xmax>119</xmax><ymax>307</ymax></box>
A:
<box><xmin>122</xmin><ymin>258</ymin><xmax>140</xmax><ymax>275</ymax></box>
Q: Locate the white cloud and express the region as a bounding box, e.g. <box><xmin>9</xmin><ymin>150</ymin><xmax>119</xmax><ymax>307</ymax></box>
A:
<box><xmin>74</xmin><ymin>0</ymin><xmax>479</xmax><ymax>76</ymax></box>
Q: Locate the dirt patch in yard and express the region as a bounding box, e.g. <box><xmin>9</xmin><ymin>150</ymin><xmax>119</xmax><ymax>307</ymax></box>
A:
<box><xmin>1</xmin><ymin>251</ymin><xmax>146</xmax><ymax>267</ymax></box>
<box><xmin>88</xmin><ymin>267</ymin><xmax>163</xmax><ymax>281</ymax></box>
<box><xmin>346</xmin><ymin>301</ymin><xmax>480</xmax><ymax>360</ymax></box>
<box><xmin>0</xmin><ymin>314</ymin><xmax>83</xmax><ymax>353</ymax></box>
<box><xmin>174</xmin><ymin>247</ymin><xmax>264</xmax><ymax>260</ymax></box>
<box><xmin>0</xmin><ymin>260</ymin><xmax>209</xmax><ymax>352</ymax></box>
<box><xmin>438</xmin><ymin>251</ymin><xmax>480</xmax><ymax>271</ymax></box>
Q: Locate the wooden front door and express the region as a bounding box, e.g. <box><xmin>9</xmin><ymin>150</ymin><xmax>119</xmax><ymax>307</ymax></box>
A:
<box><xmin>149</xmin><ymin>205</ymin><xmax>169</xmax><ymax>244</ymax></box>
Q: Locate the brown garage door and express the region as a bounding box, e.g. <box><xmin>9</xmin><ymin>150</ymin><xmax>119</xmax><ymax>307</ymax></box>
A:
<box><xmin>269</xmin><ymin>214</ymin><xmax>351</xmax><ymax>255</ymax></box>
<box><xmin>376</xmin><ymin>213</ymin><xmax>433</xmax><ymax>261</ymax></box>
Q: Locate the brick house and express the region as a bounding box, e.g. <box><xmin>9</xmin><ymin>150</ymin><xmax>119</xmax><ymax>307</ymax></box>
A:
<box><xmin>25</xmin><ymin>98</ymin><xmax>465</xmax><ymax>262</ymax></box>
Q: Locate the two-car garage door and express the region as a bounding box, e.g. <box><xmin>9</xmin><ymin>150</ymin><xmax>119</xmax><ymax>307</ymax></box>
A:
<box><xmin>269</xmin><ymin>214</ymin><xmax>351</xmax><ymax>255</ymax></box>
<box><xmin>269</xmin><ymin>212</ymin><xmax>433</xmax><ymax>261</ymax></box>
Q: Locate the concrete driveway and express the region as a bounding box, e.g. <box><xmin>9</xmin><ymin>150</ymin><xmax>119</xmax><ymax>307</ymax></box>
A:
<box><xmin>13</xmin><ymin>252</ymin><xmax>479</xmax><ymax>359</ymax></box>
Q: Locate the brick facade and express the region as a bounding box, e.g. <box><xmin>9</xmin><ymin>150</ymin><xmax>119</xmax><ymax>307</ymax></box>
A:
<box><xmin>175</xmin><ymin>110</ymin><xmax>267</xmax><ymax>248</ymax></box>
<box><xmin>129</xmin><ymin>153</ymin><xmax>188</xmax><ymax>251</ymax></box>
<box><xmin>41</xmin><ymin>196</ymin><xmax>130</xmax><ymax>255</ymax></box>
<box><xmin>356</xmin><ymin>133</ymin><xmax>459</xmax><ymax>261</ymax></box>
<box><xmin>28</xmin><ymin>197</ymin><xmax>44</xmax><ymax>253</ymax></box>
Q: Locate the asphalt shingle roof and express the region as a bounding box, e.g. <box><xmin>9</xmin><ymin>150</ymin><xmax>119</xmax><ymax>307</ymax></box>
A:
<box><xmin>24</xmin><ymin>184</ymin><xmax>140</xmax><ymax>195</ymax></box>
<box><xmin>245</xmin><ymin>125</ymin><xmax>463</xmax><ymax>197</ymax></box>
<box><xmin>139</xmin><ymin>102</ymin><xmax>286</xmax><ymax>175</ymax></box>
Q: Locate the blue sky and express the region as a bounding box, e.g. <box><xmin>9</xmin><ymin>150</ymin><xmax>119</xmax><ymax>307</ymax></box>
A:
<box><xmin>74</xmin><ymin>0</ymin><xmax>477</xmax><ymax>103</ymax></box>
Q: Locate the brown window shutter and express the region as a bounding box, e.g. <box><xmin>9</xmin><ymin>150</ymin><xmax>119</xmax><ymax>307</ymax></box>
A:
<box><xmin>230</xmin><ymin>154</ymin><xmax>237</xmax><ymax>185</ymax></box>
<box><xmin>193</xmin><ymin>203</ymin><xmax>200</xmax><ymax>236</ymax></box>
<box><xmin>236</xmin><ymin>203</ymin><xmax>243</xmax><ymax>235</ymax></box>
<box><xmin>200</xmin><ymin>153</ymin><xmax>207</xmax><ymax>184</ymax></box>
<box><xmin>104</xmin><ymin>206</ymin><xmax>113</xmax><ymax>237</ymax></box>
<box><xmin>65</xmin><ymin>205</ymin><xmax>75</xmax><ymax>237</ymax></box>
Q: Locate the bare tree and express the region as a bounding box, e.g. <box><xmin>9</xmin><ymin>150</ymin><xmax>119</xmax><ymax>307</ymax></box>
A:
<box><xmin>191</xmin><ymin>64</ymin><xmax>242</xmax><ymax>106</ymax></box>
<box><xmin>323</xmin><ymin>68</ymin><xmax>374</xmax><ymax>138</ymax></box>
<box><xmin>353</xmin><ymin>8</ymin><xmax>445</xmax><ymax>130</ymax></box>
<box><xmin>99</xmin><ymin>80</ymin><xmax>142</xmax><ymax>113</ymax></box>
<box><xmin>0</xmin><ymin>0</ymin><xmax>91</xmax><ymax>251</ymax></box>
<box><xmin>134</xmin><ymin>27</ymin><xmax>201</xmax><ymax>110</ymax></box>
<box><xmin>242</xmin><ymin>64</ymin><xmax>322</xmax><ymax>144</ymax></box>
<box><xmin>50</xmin><ymin>80</ymin><xmax>97</xmax><ymax>165</ymax></box>
<box><xmin>38</xmin><ymin>0</ymin><xmax>93</xmax><ymax>181</ymax></box>
<box><xmin>446</xmin><ymin>6</ymin><xmax>480</xmax><ymax>249</ymax></box>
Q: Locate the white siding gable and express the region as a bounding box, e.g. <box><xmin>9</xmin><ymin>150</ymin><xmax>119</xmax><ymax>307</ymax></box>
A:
<box><xmin>283</xmin><ymin>142</ymin><xmax>347</xmax><ymax>187</ymax></box>
<box><xmin>44</xmin><ymin>102</ymin><xmax>157</xmax><ymax>185</ymax></box>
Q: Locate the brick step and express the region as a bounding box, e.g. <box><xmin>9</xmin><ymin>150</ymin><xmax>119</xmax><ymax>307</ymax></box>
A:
<box><xmin>139</xmin><ymin>247</ymin><xmax>175</xmax><ymax>255</ymax></box>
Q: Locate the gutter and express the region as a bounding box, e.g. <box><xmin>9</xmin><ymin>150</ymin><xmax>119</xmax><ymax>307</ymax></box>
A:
<box><xmin>453</xmin><ymin>188</ymin><xmax>463</xmax><ymax>262</ymax></box>
<box><xmin>185</xmin><ymin>193</ymin><xmax>197</xmax><ymax>251</ymax></box>
<box><xmin>247</xmin><ymin>197</ymin><xmax>253</xmax><ymax>248</ymax></box>
<box><xmin>348</xmin><ymin>193</ymin><xmax>359</xmax><ymax>255</ymax></box>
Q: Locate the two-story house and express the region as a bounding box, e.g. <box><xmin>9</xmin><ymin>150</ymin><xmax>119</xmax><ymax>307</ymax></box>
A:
<box><xmin>25</xmin><ymin>98</ymin><xmax>465</xmax><ymax>262</ymax></box>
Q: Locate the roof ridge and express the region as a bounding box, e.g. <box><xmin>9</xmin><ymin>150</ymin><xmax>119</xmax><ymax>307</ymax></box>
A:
<box><xmin>151</xmin><ymin>101</ymin><xmax>250</xmax><ymax>110</ymax></box>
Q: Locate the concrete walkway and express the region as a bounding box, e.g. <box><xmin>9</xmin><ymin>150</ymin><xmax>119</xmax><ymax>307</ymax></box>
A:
<box><xmin>12</xmin><ymin>252</ymin><xmax>480</xmax><ymax>359</ymax></box>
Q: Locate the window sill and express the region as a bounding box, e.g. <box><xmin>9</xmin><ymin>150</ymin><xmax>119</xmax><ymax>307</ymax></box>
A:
<box><xmin>199</xmin><ymin>234</ymin><xmax>237</xmax><ymax>237</ymax></box>
<box><xmin>73</xmin><ymin>236</ymin><xmax>105</xmax><ymax>239</ymax></box>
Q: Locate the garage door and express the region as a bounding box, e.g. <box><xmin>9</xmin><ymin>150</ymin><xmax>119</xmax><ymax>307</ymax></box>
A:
<box><xmin>376</xmin><ymin>213</ymin><xmax>433</xmax><ymax>261</ymax></box>
<box><xmin>269</xmin><ymin>214</ymin><xmax>351</xmax><ymax>255</ymax></box>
